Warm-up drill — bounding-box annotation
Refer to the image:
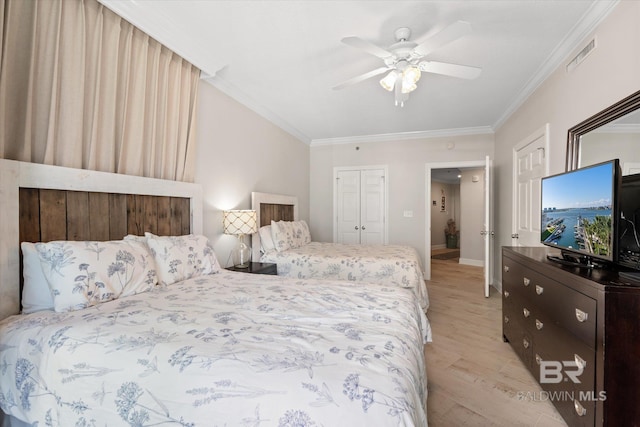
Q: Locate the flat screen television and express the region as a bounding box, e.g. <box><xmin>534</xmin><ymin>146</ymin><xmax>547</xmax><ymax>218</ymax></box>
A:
<box><xmin>540</xmin><ymin>159</ymin><xmax>620</xmax><ymax>267</ymax></box>
<box><xmin>618</xmin><ymin>173</ymin><xmax>640</xmax><ymax>271</ymax></box>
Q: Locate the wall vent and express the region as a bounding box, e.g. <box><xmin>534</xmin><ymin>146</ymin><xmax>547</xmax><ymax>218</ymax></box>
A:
<box><xmin>566</xmin><ymin>38</ymin><xmax>596</xmax><ymax>73</ymax></box>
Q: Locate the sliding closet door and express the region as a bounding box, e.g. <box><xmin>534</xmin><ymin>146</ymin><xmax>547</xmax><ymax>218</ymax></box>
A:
<box><xmin>335</xmin><ymin>167</ymin><xmax>387</xmax><ymax>244</ymax></box>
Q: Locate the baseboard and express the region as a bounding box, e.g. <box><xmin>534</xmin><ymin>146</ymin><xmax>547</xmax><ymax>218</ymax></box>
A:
<box><xmin>459</xmin><ymin>258</ymin><xmax>484</xmax><ymax>267</ymax></box>
<box><xmin>431</xmin><ymin>244</ymin><xmax>446</xmax><ymax>250</ymax></box>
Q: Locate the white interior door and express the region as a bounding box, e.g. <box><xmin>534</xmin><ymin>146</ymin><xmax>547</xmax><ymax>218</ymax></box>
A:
<box><xmin>360</xmin><ymin>169</ymin><xmax>385</xmax><ymax>244</ymax></box>
<box><xmin>335</xmin><ymin>167</ymin><xmax>387</xmax><ymax>244</ymax></box>
<box><xmin>337</xmin><ymin>170</ymin><xmax>361</xmax><ymax>244</ymax></box>
<box><xmin>483</xmin><ymin>156</ymin><xmax>493</xmax><ymax>298</ymax></box>
<box><xmin>513</xmin><ymin>125</ymin><xmax>549</xmax><ymax>247</ymax></box>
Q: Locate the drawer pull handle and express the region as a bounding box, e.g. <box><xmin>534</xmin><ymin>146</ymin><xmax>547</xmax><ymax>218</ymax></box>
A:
<box><xmin>535</xmin><ymin>319</ymin><xmax>543</xmax><ymax>330</ymax></box>
<box><xmin>574</xmin><ymin>400</ymin><xmax>586</xmax><ymax>417</ymax></box>
<box><xmin>504</xmin><ymin>265</ymin><xmax>510</xmax><ymax>273</ymax></box>
<box><xmin>523</xmin><ymin>277</ymin><xmax>530</xmax><ymax>287</ymax></box>
<box><xmin>535</xmin><ymin>285</ymin><xmax>544</xmax><ymax>295</ymax></box>
<box><xmin>574</xmin><ymin>354</ymin><xmax>586</xmax><ymax>370</ymax></box>
<box><xmin>575</xmin><ymin>308</ymin><xmax>589</xmax><ymax>323</ymax></box>
<box><xmin>523</xmin><ymin>308</ymin><xmax>530</xmax><ymax>318</ymax></box>
<box><xmin>522</xmin><ymin>338</ymin><xmax>530</xmax><ymax>349</ymax></box>
<box><xmin>504</xmin><ymin>315</ymin><xmax>509</xmax><ymax>324</ymax></box>
<box><xmin>535</xmin><ymin>354</ymin><xmax>542</xmax><ymax>365</ymax></box>
<box><xmin>504</xmin><ymin>290</ymin><xmax>510</xmax><ymax>298</ymax></box>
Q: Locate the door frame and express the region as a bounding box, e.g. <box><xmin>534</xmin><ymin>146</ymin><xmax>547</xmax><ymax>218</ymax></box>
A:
<box><xmin>333</xmin><ymin>165</ymin><xmax>389</xmax><ymax>244</ymax></box>
<box><xmin>425</xmin><ymin>160</ymin><xmax>489</xmax><ymax>280</ymax></box>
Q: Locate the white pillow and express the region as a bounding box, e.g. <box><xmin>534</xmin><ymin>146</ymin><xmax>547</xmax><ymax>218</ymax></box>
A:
<box><xmin>21</xmin><ymin>242</ymin><xmax>55</xmax><ymax>314</ymax></box>
<box><xmin>259</xmin><ymin>225</ymin><xmax>276</xmax><ymax>253</ymax></box>
<box><xmin>144</xmin><ymin>233</ymin><xmax>221</xmax><ymax>286</ymax></box>
<box><xmin>271</xmin><ymin>220</ymin><xmax>311</xmax><ymax>251</ymax></box>
<box><xmin>36</xmin><ymin>240</ymin><xmax>158</xmax><ymax>312</ymax></box>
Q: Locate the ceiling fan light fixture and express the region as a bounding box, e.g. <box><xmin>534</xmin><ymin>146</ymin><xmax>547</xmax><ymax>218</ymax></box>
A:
<box><xmin>401</xmin><ymin>82</ymin><xmax>417</xmax><ymax>94</ymax></box>
<box><xmin>400</xmin><ymin>66</ymin><xmax>420</xmax><ymax>94</ymax></box>
<box><xmin>403</xmin><ymin>66</ymin><xmax>421</xmax><ymax>84</ymax></box>
<box><xmin>380</xmin><ymin>70</ymin><xmax>398</xmax><ymax>91</ymax></box>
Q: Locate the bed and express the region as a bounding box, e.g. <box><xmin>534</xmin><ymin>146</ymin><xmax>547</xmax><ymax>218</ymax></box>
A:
<box><xmin>0</xmin><ymin>160</ymin><xmax>430</xmax><ymax>426</ymax></box>
<box><xmin>251</xmin><ymin>192</ymin><xmax>429</xmax><ymax>310</ymax></box>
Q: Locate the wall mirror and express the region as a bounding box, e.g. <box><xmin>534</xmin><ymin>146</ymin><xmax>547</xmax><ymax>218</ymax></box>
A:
<box><xmin>566</xmin><ymin>89</ymin><xmax>640</xmax><ymax>174</ymax></box>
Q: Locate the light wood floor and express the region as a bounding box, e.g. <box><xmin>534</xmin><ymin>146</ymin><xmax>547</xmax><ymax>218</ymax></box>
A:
<box><xmin>425</xmin><ymin>258</ymin><xmax>567</xmax><ymax>426</ymax></box>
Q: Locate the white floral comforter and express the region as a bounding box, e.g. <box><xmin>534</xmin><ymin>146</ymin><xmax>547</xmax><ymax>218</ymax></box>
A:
<box><xmin>261</xmin><ymin>242</ymin><xmax>429</xmax><ymax>310</ymax></box>
<box><xmin>0</xmin><ymin>271</ymin><xmax>430</xmax><ymax>426</ymax></box>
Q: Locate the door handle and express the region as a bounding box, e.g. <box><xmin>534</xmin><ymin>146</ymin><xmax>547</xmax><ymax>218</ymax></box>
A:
<box><xmin>354</xmin><ymin>226</ymin><xmax>359</xmax><ymax>230</ymax></box>
<box><xmin>361</xmin><ymin>226</ymin><xmax>366</xmax><ymax>230</ymax></box>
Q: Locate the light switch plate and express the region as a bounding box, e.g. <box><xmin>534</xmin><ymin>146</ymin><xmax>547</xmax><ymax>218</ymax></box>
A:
<box><xmin>404</xmin><ymin>210</ymin><xmax>413</xmax><ymax>218</ymax></box>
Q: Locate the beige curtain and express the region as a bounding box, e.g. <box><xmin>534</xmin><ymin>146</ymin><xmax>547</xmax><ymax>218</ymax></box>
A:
<box><xmin>0</xmin><ymin>0</ymin><xmax>199</xmax><ymax>181</ymax></box>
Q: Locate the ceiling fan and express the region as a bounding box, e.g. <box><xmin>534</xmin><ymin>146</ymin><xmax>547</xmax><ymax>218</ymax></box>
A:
<box><xmin>333</xmin><ymin>21</ymin><xmax>482</xmax><ymax>107</ymax></box>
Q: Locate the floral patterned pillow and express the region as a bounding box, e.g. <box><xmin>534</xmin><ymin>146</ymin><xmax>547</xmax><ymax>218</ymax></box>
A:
<box><xmin>144</xmin><ymin>233</ymin><xmax>221</xmax><ymax>286</ymax></box>
<box><xmin>35</xmin><ymin>240</ymin><xmax>158</xmax><ymax>312</ymax></box>
<box><xmin>271</xmin><ymin>220</ymin><xmax>312</xmax><ymax>251</ymax></box>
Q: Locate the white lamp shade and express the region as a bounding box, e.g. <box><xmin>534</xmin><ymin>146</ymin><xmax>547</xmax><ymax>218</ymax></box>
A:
<box><xmin>223</xmin><ymin>210</ymin><xmax>258</xmax><ymax>235</ymax></box>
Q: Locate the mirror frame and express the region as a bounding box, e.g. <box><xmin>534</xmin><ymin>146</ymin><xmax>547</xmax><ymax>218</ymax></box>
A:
<box><xmin>566</xmin><ymin>89</ymin><xmax>640</xmax><ymax>171</ymax></box>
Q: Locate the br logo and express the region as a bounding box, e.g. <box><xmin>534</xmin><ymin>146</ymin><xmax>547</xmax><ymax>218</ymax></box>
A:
<box><xmin>540</xmin><ymin>361</ymin><xmax>583</xmax><ymax>384</ymax></box>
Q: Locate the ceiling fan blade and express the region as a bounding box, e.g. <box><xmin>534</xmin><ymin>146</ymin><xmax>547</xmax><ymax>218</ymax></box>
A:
<box><xmin>418</xmin><ymin>61</ymin><xmax>481</xmax><ymax>80</ymax></box>
<box><xmin>341</xmin><ymin>36</ymin><xmax>393</xmax><ymax>59</ymax></box>
<box><xmin>333</xmin><ymin>67</ymin><xmax>390</xmax><ymax>90</ymax></box>
<box><xmin>413</xmin><ymin>21</ymin><xmax>472</xmax><ymax>57</ymax></box>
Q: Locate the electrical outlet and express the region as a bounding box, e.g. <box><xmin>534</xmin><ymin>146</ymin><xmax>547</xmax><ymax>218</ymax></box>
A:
<box><xmin>403</xmin><ymin>210</ymin><xmax>413</xmax><ymax>218</ymax></box>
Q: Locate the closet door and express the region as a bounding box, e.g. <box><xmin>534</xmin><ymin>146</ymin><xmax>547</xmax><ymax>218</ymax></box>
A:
<box><xmin>335</xmin><ymin>168</ymin><xmax>386</xmax><ymax>244</ymax></box>
<box><xmin>336</xmin><ymin>170</ymin><xmax>361</xmax><ymax>244</ymax></box>
<box><xmin>360</xmin><ymin>169</ymin><xmax>385</xmax><ymax>244</ymax></box>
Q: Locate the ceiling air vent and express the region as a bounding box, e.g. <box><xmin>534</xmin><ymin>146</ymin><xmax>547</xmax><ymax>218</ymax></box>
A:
<box><xmin>566</xmin><ymin>38</ymin><xmax>596</xmax><ymax>73</ymax></box>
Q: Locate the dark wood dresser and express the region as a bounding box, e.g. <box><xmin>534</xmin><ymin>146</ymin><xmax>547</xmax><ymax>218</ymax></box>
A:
<box><xmin>502</xmin><ymin>246</ymin><xmax>640</xmax><ymax>427</ymax></box>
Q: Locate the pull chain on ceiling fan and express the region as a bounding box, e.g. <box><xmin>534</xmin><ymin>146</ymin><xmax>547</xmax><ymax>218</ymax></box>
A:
<box><xmin>333</xmin><ymin>21</ymin><xmax>482</xmax><ymax>107</ymax></box>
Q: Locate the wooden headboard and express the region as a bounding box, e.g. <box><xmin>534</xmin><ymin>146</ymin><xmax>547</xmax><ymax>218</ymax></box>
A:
<box><xmin>0</xmin><ymin>159</ymin><xmax>202</xmax><ymax>320</ymax></box>
<box><xmin>19</xmin><ymin>189</ymin><xmax>191</xmax><ymax>243</ymax></box>
<box><xmin>251</xmin><ymin>192</ymin><xmax>298</xmax><ymax>261</ymax></box>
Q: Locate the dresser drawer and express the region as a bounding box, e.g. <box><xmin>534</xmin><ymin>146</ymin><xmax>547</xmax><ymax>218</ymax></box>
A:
<box><xmin>502</xmin><ymin>258</ymin><xmax>531</xmax><ymax>301</ymax></box>
<box><xmin>504</xmin><ymin>257</ymin><xmax>596</xmax><ymax>348</ymax></box>
<box><xmin>532</xmin><ymin>317</ymin><xmax>595</xmax><ymax>392</ymax></box>
<box><xmin>533</xmin><ymin>323</ymin><xmax>596</xmax><ymax>427</ymax></box>
<box><xmin>526</xmin><ymin>269</ymin><xmax>596</xmax><ymax>348</ymax></box>
<box><xmin>503</xmin><ymin>292</ymin><xmax>533</xmax><ymax>370</ymax></box>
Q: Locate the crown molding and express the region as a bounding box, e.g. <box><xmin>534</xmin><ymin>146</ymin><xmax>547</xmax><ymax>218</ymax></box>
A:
<box><xmin>493</xmin><ymin>0</ymin><xmax>619</xmax><ymax>131</ymax></box>
<box><xmin>310</xmin><ymin>126</ymin><xmax>494</xmax><ymax>147</ymax></box>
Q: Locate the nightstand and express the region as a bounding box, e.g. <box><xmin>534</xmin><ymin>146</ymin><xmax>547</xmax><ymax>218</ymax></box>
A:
<box><xmin>225</xmin><ymin>262</ymin><xmax>277</xmax><ymax>275</ymax></box>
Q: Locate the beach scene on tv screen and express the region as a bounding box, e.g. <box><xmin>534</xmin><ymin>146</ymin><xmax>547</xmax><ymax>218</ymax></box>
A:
<box><xmin>541</xmin><ymin>163</ymin><xmax>613</xmax><ymax>257</ymax></box>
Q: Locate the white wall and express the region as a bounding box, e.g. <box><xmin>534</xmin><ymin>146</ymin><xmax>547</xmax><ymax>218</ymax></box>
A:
<box><xmin>494</xmin><ymin>1</ymin><xmax>640</xmax><ymax>290</ymax></box>
<box><xmin>195</xmin><ymin>83</ymin><xmax>310</xmax><ymax>266</ymax></box>
<box><xmin>459</xmin><ymin>168</ymin><xmax>485</xmax><ymax>265</ymax></box>
<box><xmin>310</xmin><ymin>134</ymin><xmax>494</xmax><ymax>262</ymax></box>
<box><xmin>431</xmin><ymin>181</ymin><xmax>459</xmax><ymax>248</ymax></box>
